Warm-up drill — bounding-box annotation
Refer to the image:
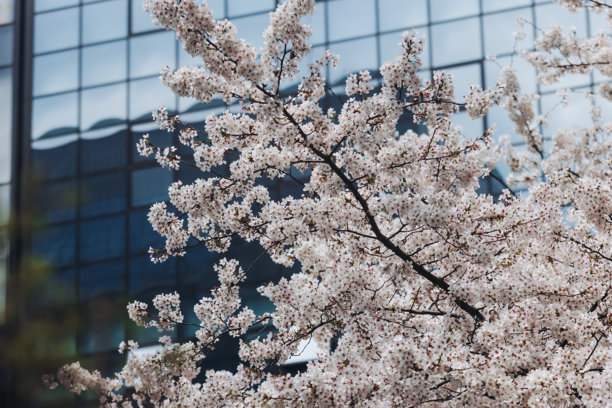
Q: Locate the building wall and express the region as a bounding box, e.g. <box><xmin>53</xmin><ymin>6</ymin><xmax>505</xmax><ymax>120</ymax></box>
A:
<box><xmin>3</xmin><ymin>0</ymin><xmax>609</xmax><ymax>406</ymax></box>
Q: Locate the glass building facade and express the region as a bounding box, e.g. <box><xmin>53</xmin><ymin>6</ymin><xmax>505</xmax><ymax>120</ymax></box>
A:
<box><xmin>1</xmin><ymin>0</ymin><xmax>610</xmax><ymax>406</ymax></box>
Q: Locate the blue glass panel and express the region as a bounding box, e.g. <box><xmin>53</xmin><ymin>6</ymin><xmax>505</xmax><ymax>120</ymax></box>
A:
<box><xmin>229</xmin><ymin>238</ymin><xmax>281</xmax><ymax>284</ymax></box>
<box><xmin>129</xmin><ymin>209</ymin><xmax>164</xmax><ymax>255</ymax></box>
<box><xmin>378</xmin><ymin>0</ymin><xmax>427</xmax><ymax>31</ymax></box>
<box><xmin>36</xmin><ymin>180</ymin><xmax>77</xmax><ymax>223</ymax></box>
<box><xmin>131</xmin><ymin>0</ymin><xmax>157</xmax><ymax>33</ymax></box>
<box><xmin>430</xmin><ymin>0</ymin><xmax>479</xmax><ymax>22</ymax></box>
<box><xmin>79</xmin><ymin>299</ymin><xmax>125</xmax><ymax>353</ymax></box>
<box><xmin>82</xmin><ymin>0</ymin><xmax>128</xmax><ymax>45</ymax></box>
<box><xmin>536</xmin><ymin>3</ymin><xmax>587</xmax><ymax>38</ymax></box>
<box><xmin>228</xmin><ymin>0</ymin><xmax>274</xmax><ymax>16</ymax></box>
<box><xmin>451</xmin><ymin>63</ymin><xmax>481</xmax><ymax>101</ymax></box>
<box><xmin>0</xmin><ymin>184</ymin><xmax>9</xmax><ymax>226</ymax></box>
<box><xmin>80</xmin><ymin>171</ymin><xmax>127</xmax><ymax>218</ymax></box>
<box><xmin>129</xmin><ymin>31</ymin><xmax>175</xmax><ymax>78</ymax></box>
<box><xmin>131</xmin><ymin>122</ymin><xmax>173</xmax><ymax>162</ymax></box>
<box><xmin>31</xmin><ymin>223</ymin><xmax>76</xmax><ymax>267</ymax></box>
<box><xmin>129</xmin><ymin>76</ymin><xmax>176</xmax><ymax>121</ymax></box>
<box><xmin>0</xmin><ymin>0</ymin><xmax>13</xmax><ymax>24</ymax></box>
<box><xmin>35</xmin><ymin>0</ymin><xmax>78</xmax><ymax>13</ymax></box>
<box><xmin>0</xmin><ymin>68</ymin><xmax>11</xmax><ymax>184</ymax></box>
<box><xmin>303</xmin><ymin>2</ymin><xmax>325</xmax><ymax>45</ymax></box>
<box><xmin>233</xmin><ymin>12</ymin><xmax>270</xmax><ymax>49</ymax></box>
<box><xmin>79</xmin><ymin>260</ymin><xmax>125</xmax><ymax>301</ymax></box>
<box><xmin>129</xmin><ymin>255</ymin><xmax>176</xmax><ymax>296</ymax></box>
<box><xmin>240</xmin><ymin>284</ymin><xmax>273</xmax><ymax>315</ymax></box>
<box><xmin>34</xmin><ymin>8</ymin><xmax>79</xmax><ymax>54</ymax></box>
<box><xmin>452</xmin><ymin>110</ymin><xmax>483</xmax><ymax>137</ymax></box>
<box><xmin>178</xmin><ymin>245</ymin><xmax>218</xmax><ymax>287</ymax></box>
<box><xmin>328</xmin><ymin>37</ymin><xmax>377</xmax><ymax>85</ymax></box>
<box><xmin>27</xmin><ymin>268</ymin><xmax>76</xmax><ymax>312</ymax></box>
<box><xmin>483</xmin><ymin>0</ymin><xmax>531</xmax><ymax>13</ymax></box>
<box><xmin>33</xmin><ymin>49</ymin><xmax>78</xmax><ymax>96</ymax></box>
<box><xmin>431</xmin><ymin>18</ymin><xmax>481</xmax><ymax>67</ymax></box>
<box><xmin>31</xmin><ymin>92</ymin><xmax>78</xmax><ymax>140</ymax></box>
<box><xmin>80</xmin><ymin>215</ymin><xmax>126</xmax><ymax>262</ymax></box>
<box><xmin>81</xmin><ymin>83</ymin><xmax>127</xmax><ymax>131</ymax></box>
<box><xmin>81</xmin><ymin>126</ymin><xmax>128</xmax><ymax>173</ymax></box>
<box><xmin>0</xmin><ymin>25</ymin><xmax>13</xmax><ymax>66</ymax></box>
<box><xmin>484</xmin><ymin>8</ymin><xmax>532</xmax><ymax>57</ymax></box>
<box><xmin>31</xmin><ymin>135</ymin><xmax>78</xmax><ymax>180</ymax></box>
<box><xmin>131</xmin><ymin>167</ymin><xmax>172</xmax><ymax>207</ymax></box>
<box><xmin>328</xmin><ymin>0</ymin><xmax>375</xmax><ymax>42</ymax></box>
<box><xmin>82</xmin><ymin>40</ymin><xmax>127</xmax><ymax>87</ymax></box>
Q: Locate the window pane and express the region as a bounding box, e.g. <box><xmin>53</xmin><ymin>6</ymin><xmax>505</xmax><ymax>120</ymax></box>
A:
<box><xmin>33</xmin><ymin>49</ymin><xmax>78</xmax><ymax>96</ymax></box>
<box><xmin>430</xmin><ymin>0</ymin><xmax>479</xmax><ymax>22</ymax></box>
<box><xmin>31</xmin><ymin>135</ymin><xmax>78</xmax><ymax>180</ymax></box>
<box><xmin>0</xmin><ymin>25</ymin><xmax>13</xmax><ymax>66</ymax></box>
<box><xmin>130</xmin><ymin>31</ymin><xmax>175</xmax><ymax>78</ymax></box>
<box><xmin>329</xmin><ymin>37</ymin><xmax>377</xmax><ymax>85</ymax></box>
<box><xmin>131</xmin><ymin>167</ymin><xmax>171</xmax><ymax>207</ymax></box>
<box><xmin>484</xmin><ymin>8</ymin><xmax>531</xmax><ymax>57</ymax></box>
<box><xmin>81</xmin><ymin>126</ymin><xmax>127</xmax><ymax>173</ymax></box>
<box><xmin>35</xmin><ymin>0</ymin><xmax>78</xmax><ymax>13</ymax></box>
<box><xmin>451</xmin><ymin>63</ymin><xmax>481</xmax><ymax>101</ymax></box>
<box><xmin>80</xmin><ymin>215</ymin><xmax>126</xmax><ymax>262</ymax></box>
<box><xmin>328</xmin><ymin>0</ymin><xmax>375</xmax><ymax>42</ymax></box>
<box><xmin>483</xmin><ymin>0</ymin><xmax>531</xmax><ymax>13</ymax></box>
<box><xmin>81</xmin><ymin>83</ymin><xmax>127</xmax><ymax>131</ymax></box>
<box><xmin>82</xmin><ymin>40</ymin><xmax>127</xmax><ymax>87</ymax></box>
<box><xmin>34</xmin><ymin>8</ymin><xmax>79</xmax><ymax>54</ymax></box>
<box><xmin>378</xmin><ymin>0</ymin><xmax>427</xmax><ymax>31</ymax></box>
<box><xmin>227</xmin><ymin>0</ymin><xmax>274</xmax><ymax>17</ymax></box>
<box><xmin>82</xmin><ymin>0</ymin><xmax>128</xmax><ymax>45</ymax></box>
<box><xmin>0</xmin><ymin>184</ymin><xmax>9</xmax><ymax>225</ymax></box>
<box><xmin>80</xmin><ymin>171</ymin><xmax>126</xmax><ymax>218</ymax></box>
<box><xmin>79</xmin><ymin>260</ymin><xmax>125</xmax><ymax>301</ymax></box>
<box><xmin>380</xmin><ymin>30</ymin><xmax>429</xmax><ymax>68</ymax></box>
<box><xmin>0</xmin><ymin>0</ymin><xmax>13</xmax><ymax>24</ymax></box>
<box><xmin>31</xmin><ymin>223</ymin><xmax>76</xmax><ymax>267</ymax></box>
<box><xmin>129</xmin><ymin>76</ymin><xmax>176</xmax><ymax>121</ymax></box>
<box><xmin>35</xmin><ymin>180</ymin><xmax>77</xmax><ymax>223</ymax></box>
<box><xmin>129</xmin><ymin>255</ymin><xmax>175</xmax><ymax>296</ymax></box>
<box><xmin>536</xmin><ymin>3</ymin><xmax>587</xmax><ymax>37</ymax></box>
<box><xmin>431</xmin><ymin>18</ymin><xmax>481</xmax><ymax>67</ymax></box>
<box><xmin>129</xmin><ymin>209</ymin><xmax>164</xmax><ymax>255</ymax></box>
<box><xmin>0</xmin><ymin>68</ymin><xmax>11</xmax><ymax>184</ymax></box>
<box><xmin>79</xmin><ymin>299</ymin><xmax>125</xmax><ymax>353</ymax></box>
<box><xmin>32</xmin><ymin>92</ymin><xmax>78</xmax><ymax>140</ymax></box>
<box><xmin>303</xmin><ymin>2</ymin><xmax>325</xmax><ymax>45</ymax></box>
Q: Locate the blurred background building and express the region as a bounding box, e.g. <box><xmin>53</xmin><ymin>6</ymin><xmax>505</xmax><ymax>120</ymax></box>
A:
<box><xmin>0</xmin><ymin>0</ymin><xmax>605</xmax><ymax>406</ymax></box>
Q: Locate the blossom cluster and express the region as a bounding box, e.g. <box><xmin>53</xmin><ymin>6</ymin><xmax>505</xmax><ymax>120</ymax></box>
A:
<box><xmin>46</xmin><ymin>0</ymin><xmax>612</xmax><ymax>407</ymax></box>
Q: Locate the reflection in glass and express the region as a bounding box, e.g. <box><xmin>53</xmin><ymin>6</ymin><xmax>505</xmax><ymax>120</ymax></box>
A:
<box><xmin>0</xmin><ymin>0</ymin><xmax>13</xmax><ymax>25</ymax></box>
<box><xmin>378</xmin><ymin>0</ymin><xmax>427</xmax><ymax>31</ymax></box>
<box><xmin>0</xmin><ymin>68</ymin><xmax>11</xmax><ymax>183</ymax></box>
<box><xmin>536</xmin><ymin>3</ymin><xmax>587</xmax><ymax>37</ymax></box>
<box><xmin>82</xmin><ymin>41</ymin><xmax>127</xmax><ymax>87</ymax></box>
<box><xmin>80</xmin><ymin>171</ymin><xmax>127</xmax><ymax>218</ymax></box>
<box><xmin>34</xmin><ymin>0</ymin><xmax>78</xmax><ymax>13</ymax></box>
<box><xmin>302</xmin><ymin>2</ymin><xmax>325</xmax><ymax>45</ymax></box>
<box><xmin>482</xmin><ymin>0</ymin><xmax>531</xmax><ymax>13</ymax></box>
<box><xmin>130</xmin><ymin>31</ymin><xmax>175</xmax><ymax>78</ymax></box>
<box><xmin>80</xmin><ymin>215</ymin><xmax>126</xmax><ymax>262</ymax></box>
<box><xmin>431</xmin><ymin>18</ymin><xmax>481</xmax><ymax>67</ymax></box>
<box><xmin>131</xmin><ymin>167</ymin><xmax>172</xmax><ymax>207</ymax></box>
<box><xmin>227</xmin><ymin>0</ymin><xmax>273</xmax><ymax>17</ymax></box>
<box><xmin>130</xmin><ymin>76</ymin><xmax>176</xmax><ymax>120</ymax></box>
<box><xmin>131</xmin><ymin>0</ymin><xmax>156</xmax><ymax>33</ymax></box>
<box><xmin>31</xmin><ymin>92</ymin><xmax>78</xmax><ymax>140</ymax></box>
<box><xmin>82</xmin><ymin>0</ymin><xmax>128</xmax><ymax>45</ymax></box>
<box><xmin>328</xmin><ymin>0</ymin><xmax>375</xmax><ymax>42</ymax></box>
<box><xmin>31</xmin><ymin>223</ymin><xmax>76</xmax><ymax>267</ymax></box>
<box><xmin>328</xmin><ymin>37</ymin><xmax>377</xmax><ymax>85</ymax></box>
<box><xmin>34</xmin><ymin>8</ymin><xmax>79</xmax><ymax>54</ymax></box>
<box><xmin>484</xmin><ymin>8</ymin><xmax>531</xmax><ymax>57</ymax></box>
<box><xmin>81</xmin><ymin>126</ymin><xmax>127</xmax><ymax>173</ymax></box>
<box><xmin>79</xmin><ymin>260</ymin><xmax>125</xmax><ymax>301</ymax></box>
<box><xmin>79</xmin><ymin>300</ymin><xmax>125</xmax><ymax>353</ymax></box>
<box><xmin>33</xmin><ymin>49</ymin><xmax>78</xmax><ymax>96</ymax></box>
<box><xmin>129</xmin><ymin>209</ymin><xmax>164</xmax><ymax>255</ymax></box>
<box><xmin>429</xmin><ymin>0</ymin><xmax>479</xmax><ymax>22</ymax></box>
<box><xmin>0</xmin><ymin>25</ymin><xmax>13</xmax><ymax>65</ymax></box>
<box><xmin>129</xmin><ymin>255</ymin><xmax>176</xmax><ymax>296</ymax></box>
<box><xmin>451</xmin><ymin>63</ymin><xmax>481</xmax><ymax>100</ymax></box>
<box><xmin>233</xmin><ymin>12</ymin><xmax>271</xmax><ymax>49</ymax></box>
<box><xmin>31</xmin><ymin>135</ymin><xmax>78</xmax><ymax>180</ymax></box>
<box><xmin>81</xmin><ymin>83</ymin><xmax>127</xmax><ymax>130</ymax></box>
<box><xmin>36</xmin><ymin>180</ymin><xmax>77</xmax><ymax>223</ymax></box>
<box><xmin>0</xmin><ymin>184</ymin><xmax>9</xmax><ymax>225</ymax></box>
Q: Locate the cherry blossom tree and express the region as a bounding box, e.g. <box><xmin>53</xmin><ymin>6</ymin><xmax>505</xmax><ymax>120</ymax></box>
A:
<box><xmin>45</xmin><ymin>0</ymin><xmax>612</xmax><ymax>406</ymax></box>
